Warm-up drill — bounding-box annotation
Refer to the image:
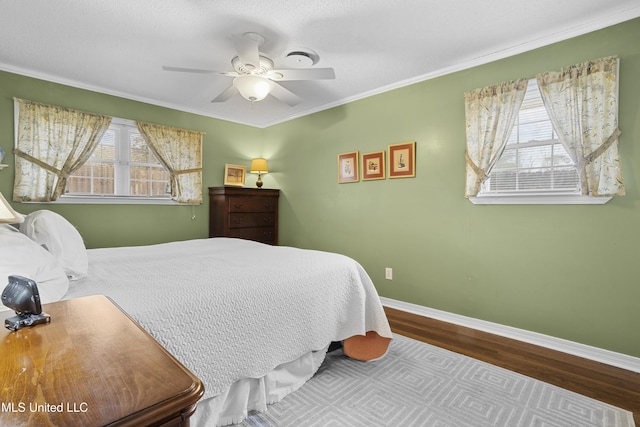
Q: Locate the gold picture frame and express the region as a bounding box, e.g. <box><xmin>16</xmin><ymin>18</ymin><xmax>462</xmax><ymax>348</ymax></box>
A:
<box><xmin>388</xmin><ymin>141</ymin><xmax>415</xmax><ymax>178</ymax></box>
<box><xmin>362</xmin><ymin>151</ymin><xmax>386</xmax><ymax>181</ymax></box>
<box><xmin>337</xmin><ymin>151</ymin><xmax>359</xmax><ymax>183</ymax></box>
<box><xmin>223</xmin><ymin>164</ymin><xmax>246</xmax><ymax>187</ymax></box>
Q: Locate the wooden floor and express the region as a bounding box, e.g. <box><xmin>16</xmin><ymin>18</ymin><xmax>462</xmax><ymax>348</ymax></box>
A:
<box><xmin>384</xmin><ymin>306</ymin><xmax>640</xmax><ymax>425</ymax></box>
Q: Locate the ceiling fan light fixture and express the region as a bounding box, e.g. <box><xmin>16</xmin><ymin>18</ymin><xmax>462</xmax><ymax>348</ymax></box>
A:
<box><xmin>233</xmin><ymin>75</ymin><xmax>274</xmax><ymax>102</ymax></box>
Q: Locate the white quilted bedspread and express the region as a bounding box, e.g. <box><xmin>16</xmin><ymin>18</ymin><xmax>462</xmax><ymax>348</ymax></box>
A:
<box><xmin>64</xmin><ymin>238</ymin><xmax>392</xmax><ymax>400</ymax></box>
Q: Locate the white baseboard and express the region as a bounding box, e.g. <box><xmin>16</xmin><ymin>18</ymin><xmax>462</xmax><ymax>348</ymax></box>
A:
<box><xmin>381</xmin><ymin>297</ymin><xmax>640</xmax><ymax>374</ymax></box>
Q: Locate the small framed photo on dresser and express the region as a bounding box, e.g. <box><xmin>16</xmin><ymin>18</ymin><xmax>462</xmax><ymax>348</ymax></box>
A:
<box><xmin>362</xmin><ymin>151</ymin><xmax>386</xmax><ymax>181</ymax></box>
<box><xmin>223</xmin><ymin>164</ymin><xmax>246</xmax><ymax>187</ymax></box>
<box><xmin>388</xmin><ymin>141</ymin><xmax>415</xmax><ymax>178</ymax></box>
<box><xmin>337</xmin><ymin>151</ymin><xmax>359</xmax><ymax>183</ymax></box>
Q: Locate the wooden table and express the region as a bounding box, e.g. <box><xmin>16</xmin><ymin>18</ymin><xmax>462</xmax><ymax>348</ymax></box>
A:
<box><xmin>0</xmin><ymin>295</ymin><xmax>204</xmax><ymax>427</ymax></box>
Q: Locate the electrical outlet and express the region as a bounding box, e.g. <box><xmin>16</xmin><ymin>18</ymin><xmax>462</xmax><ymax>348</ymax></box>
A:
<box><xmin>385</xmin><ymin>267</ymin><xmax>393</xmax><ymax>280</ymax></box>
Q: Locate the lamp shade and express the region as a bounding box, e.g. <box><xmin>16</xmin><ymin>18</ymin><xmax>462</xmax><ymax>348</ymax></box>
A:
<box><xmin>233</xmin><ymin>75</ymin><xmax>274</xmax><ymax>102</ymax></box>
<box><xmin>250</xmin><ymin>158</ymin><xmax>269</xmax><ymax>174</ymax></box>
<box><xmin>0</xmin><ymin>192</ymin><xmax>24</xmax><ymax>224</ymax></box>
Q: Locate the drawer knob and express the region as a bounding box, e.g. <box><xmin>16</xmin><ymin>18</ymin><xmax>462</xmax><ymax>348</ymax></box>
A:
<box><xmin>234</xmin><ymin>203</ymin><xmax>243</xmax><ymax>209</ymax></box>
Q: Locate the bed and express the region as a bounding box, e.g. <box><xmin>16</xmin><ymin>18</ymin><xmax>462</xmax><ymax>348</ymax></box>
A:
<box><xmin>1</xmin><ymin>210</ymin><xmax>392</xmax><ymax>426</ymax></box>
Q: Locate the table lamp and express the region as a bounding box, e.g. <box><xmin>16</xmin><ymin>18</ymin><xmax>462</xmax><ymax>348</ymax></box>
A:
<box><xmin>250</xmin><ymin>158</ymin><xmax>269</xmax><ymax>188</ymax></box>
<box><xmin>0</xmin><ymin>193</ymin><xmax>48</xmax><ymax>331</ymax></box>
<box><xmin>0</xmin><ymin>192</ymin><xmax>24</xmax><ymax>224</ymax></box>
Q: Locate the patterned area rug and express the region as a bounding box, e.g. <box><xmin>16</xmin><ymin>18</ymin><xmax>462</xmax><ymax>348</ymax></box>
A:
<box><xmin>238</xmin><ymin>334</ymin><xmax>634</xmax><ymax>427</ymax></box>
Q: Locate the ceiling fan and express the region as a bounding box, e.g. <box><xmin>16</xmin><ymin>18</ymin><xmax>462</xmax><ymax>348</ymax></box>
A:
<box><xmin>162</xmin><ymin>32</ymin><xmax>335</xmax><ymax>106</ymax></box>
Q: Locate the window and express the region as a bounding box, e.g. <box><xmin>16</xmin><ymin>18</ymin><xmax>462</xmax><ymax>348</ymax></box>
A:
<box><xmin>478</xmin><ymin>79</ymin><xmax>580</xmax><ymax>196</ymax></box>
<box><xmin>14</xmin><ymin>98</ymin><xmax>203</xmax><ymax>204</ymax></box>
<box><xmin>465</xmin><ymin>57</ymin><xmax>622</xmax><ymax>204</ymax></box>
<box><xmin>63</xmin><ymin>119</ymin><xmax>171</xmax><ymax>202</ymax></box>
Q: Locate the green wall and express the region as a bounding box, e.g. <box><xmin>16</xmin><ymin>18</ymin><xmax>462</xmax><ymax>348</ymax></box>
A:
<box><xmin>267</xmin><ymin>18</ymin><xmax>640</xmax><ymax>357</ymax></box>
<box><xmin>1</xmin><ymin>18</ymin><xmax>638</xmax><ymax>357</ymax></box>
<box><xmin>0</xmin><ymin>71</ymin><xmax>266</xmax><ymax>247</ymax></box>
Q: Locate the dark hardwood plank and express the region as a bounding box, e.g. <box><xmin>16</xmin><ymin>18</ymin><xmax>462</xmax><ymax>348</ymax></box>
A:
<box><xmin>384</xmin><ymin>306</ymin><xmax>640</xmax><ymax>425</ymax></box>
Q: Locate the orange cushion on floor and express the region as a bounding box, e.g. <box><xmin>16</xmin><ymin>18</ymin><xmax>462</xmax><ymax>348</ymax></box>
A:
<box><xmin>343</xmin><ymin>331</ymin><xmax>391</xmax><ymax>361</ymax></box>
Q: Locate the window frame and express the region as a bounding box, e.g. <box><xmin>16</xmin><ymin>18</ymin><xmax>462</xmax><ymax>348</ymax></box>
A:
<box><xmin>468</xmin><ymin>78</ymin><xmax>613</xmax><ymax>205</ymax></box>
<box><xmin>54</xmin><ymin>117</ymin><xmax>177</xmax><ymax>205</ymax></box>
<box><xmin>469</xmin><ymin>194</ymin><xmax>611</xmax><ymax>205</ymax></box>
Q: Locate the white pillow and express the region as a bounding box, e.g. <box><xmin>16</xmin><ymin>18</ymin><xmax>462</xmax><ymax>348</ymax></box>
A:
<box><xmin>0</xmin><ymin>224</ymin><xmax>69</xmax><ymax>312</ymax></box>
<box><xmin>20</xmin><ymin>210</ymin><xmax>88</xmax><ymax>280</ymax></box>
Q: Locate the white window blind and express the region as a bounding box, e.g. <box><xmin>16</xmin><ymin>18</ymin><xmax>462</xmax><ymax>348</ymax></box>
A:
<box><xmin>479</xmin><ymin>79</ymin><xmax>580</xmax><ymax>196</ymax></box>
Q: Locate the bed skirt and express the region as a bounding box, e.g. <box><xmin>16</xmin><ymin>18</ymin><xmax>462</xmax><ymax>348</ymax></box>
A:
<box><xmin>191</xmin><ymin>345</ymin><xmax>330</xmax><ymax>426</ymax></box>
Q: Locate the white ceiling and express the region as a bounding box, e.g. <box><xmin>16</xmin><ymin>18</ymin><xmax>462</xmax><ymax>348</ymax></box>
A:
<box><xmin>1</xmin><ymin>1</ymin><xmax>639</xmax><ymax>128</ymax></box>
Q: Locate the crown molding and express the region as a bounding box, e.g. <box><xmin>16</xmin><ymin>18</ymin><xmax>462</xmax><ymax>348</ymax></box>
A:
<box><xmin>1</xmin><ymin>8</ymin><xmax>639</xmax><ymax>129</ymax></box>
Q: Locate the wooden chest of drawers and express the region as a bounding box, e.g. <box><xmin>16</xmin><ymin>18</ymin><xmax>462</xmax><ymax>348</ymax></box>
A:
<box><xmin>209</xmin><ymin>186</ymin><xmax>280</xmax><ymax>245</ymax></box>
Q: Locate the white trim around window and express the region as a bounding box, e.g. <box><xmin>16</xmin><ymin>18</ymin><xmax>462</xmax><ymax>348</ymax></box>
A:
<box><xmin>469</xmin><ymin>194</ymin><xmax>612</xmax><ymax>205</ymax></box>
<box><xmin>31</xmin><ymin>194</ymin><xmax>181</xmax><ymax>205</ymax></box>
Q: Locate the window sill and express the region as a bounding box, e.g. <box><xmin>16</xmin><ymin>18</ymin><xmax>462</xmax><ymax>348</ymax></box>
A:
<box><xmin>43</xmin><ymin>195</ymin><xmax>178</xmax><ymax>205</ymax></box>
<box><xmin>468</xmin><ymin>195</ymin><xmax>612</xmax><ymax>205</ymax></box>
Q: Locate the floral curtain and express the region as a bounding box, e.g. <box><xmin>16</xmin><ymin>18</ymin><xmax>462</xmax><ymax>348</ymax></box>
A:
<box><xmin>13</xmin><ymin>98</ymin><xmax>112</xmax><ymax>202</ymax></box>
<box><xmin>536</xmin><ymin>56</ymin><xmax>623</xmax><ymax>196</ymax></box>
<box><xmin>136</xmin><ymin>121</ymin><xmax>203</xmax><ymax>204</ymax></box>
<box><xmin>464</xmin><ymin>79</ymin><xmax>528</xmax><ymax>197</ymax></box>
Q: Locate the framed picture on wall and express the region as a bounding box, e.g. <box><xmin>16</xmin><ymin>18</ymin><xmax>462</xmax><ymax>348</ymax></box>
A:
<box><xmin>388</xmin><ymin>141</ymin><xmax>415</xmax><ymax>178</ymax></box>
<box><xmin>223</xmin><ymin>164</ymin><xmax>246</xmax><ymax>187</ymax></box>
<box><xmin>362</xmin><ymin>151</ymin><xmax>386</xmax><ymax>181</ymax></box>
<box><xmin>337</xmin><ymin>151</ymin><xmax>359</xmax><ymax>183</ymax></box>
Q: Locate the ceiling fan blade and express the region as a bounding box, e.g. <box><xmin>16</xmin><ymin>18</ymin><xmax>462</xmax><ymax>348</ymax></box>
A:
<box><xmin>269</xmin><ymin>68</ymin><xmax>336</xmax><ymax>81</ymax></box>
<box><xmin>232</xmin><ymin>35</ymin><xmax>261</xmax><ymax>70</ymax></box>
<box><xmin>162</xmin><ymin>65</ymin><xmax>237</xmax><ymax>76</ymax></box>
<box><xmin>211</xmin><ymin>85</ymin><xmax>238</xmax><ymax>103</ymax></box>
<box><xmin>269</xmin><ymin>82</ymin><xmax>302</xmax><ymax>106</ymax></box>
<box><xmin>163</xmin><ymin>65</ymin><xmax>216</xmax><ymax>74</ymax></box>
